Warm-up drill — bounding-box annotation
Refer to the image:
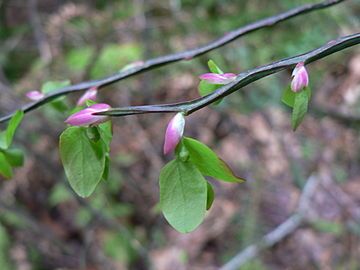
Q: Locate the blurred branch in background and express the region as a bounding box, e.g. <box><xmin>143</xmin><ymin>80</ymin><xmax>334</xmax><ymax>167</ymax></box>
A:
<box><xmin>0</xmin><ymin>0</ymin><xmax>347</xmax><ymax>122</ymax></box>
<box><xmin>27</xmin><ymin>0</ymin><xmax>52</xmax><ymax>65</ymax></box>
<box><xmin>220</xmin><ymin>174</ymin><xmax>320</xmax><ymax>270</ymax></box>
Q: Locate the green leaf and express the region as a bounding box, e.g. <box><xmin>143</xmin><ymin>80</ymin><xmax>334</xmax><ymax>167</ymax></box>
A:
<box><xmin>183</xmin><ymin>137</ymin><xmax>245</xmax><ymax>183</ymax></box>
<box><xmin>206</xmin><ymin>182</ymin><xmax>215</xmax><ymax>210</ymax></box>
<box><xmin>102</xmin><ymin>155</ymin><xmax>110</xmax><ymax>181</ymax></box>
<box><xmin>281</xmin><ymin>85</ymin><xmax>296</xmax><ymax>108</ymax></box>
<box><xmin>98</xmin><ymin>121</ymin><xmax>113</xmax><ymax>152</ymax></box>
<box><xmin>291</xmin><ymin>90</ymin><xmax>310</xmax><ymax>131</ymax></box>
<box><xmin>0</xmin><ymin>152</ymin><xmax>13</xmax><ymax>179</ymax></box>
<box><xmin>2</xmin><ymin>148</ymin><xmax>24</xmax><ymax>167</ymax></box>
<box><xmin>282</xmin><ymin>85</ymin><xmax>311</xmax><ymax>108</ymax></box>
<box><xmin>159</xmin><ymin>159</ymin><xmax>207</xmax><ymax>233</ymax></box>
<box><xmin>208</xmin><ymin>60</ymin><xmax>224</xmax><ymax>74</ymax></box>
<box><xmin>41</xmin><ymin>80</ymin><xmax>71</xmax><ymax>94</ymax></box>
<box><xmin>198</xmin><ymin>81</ymin><xmax>222</xmax><ymax>105</ymax></box>
<box><xmin>0</xmin><ymin>110</ymin><xmax>24</xmax><ymax>149</ymax></box>
<box><xmin>60</xmin><ymin>127</ymin><xmax>106</xmax><ymax>197</ymax></box>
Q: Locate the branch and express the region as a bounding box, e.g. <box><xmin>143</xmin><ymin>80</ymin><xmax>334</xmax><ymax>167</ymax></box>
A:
<box><xmin>97</xmin><ymin>32</ymin><xmax>360</xmax><ymax>117</ymax></box>
<box><xmin>0</xmin><ymin>0</ymin><xmax>346</xmax><ymax>123</ymax></box>
<box><xmin>219</xmin><ymin>175</ymin><xmax>320</xmax><ymax>270</ymax></box>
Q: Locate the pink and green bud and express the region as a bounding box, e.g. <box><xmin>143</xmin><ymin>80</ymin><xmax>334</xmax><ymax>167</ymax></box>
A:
<box><xmin>163</xmin><ymin>113</ymin><xmax>185</xmax><ymax>155</ymax></box>
<box><xmin>26</xmin><ymin>90</ymin><xmax>44</xmax><ymax>101</ymax></box>
<box><xmin>291</xmin><ymin>62</ymin><xmax>309</xmax><ymax>92</ymax></box>
<box><xmin>199</xmin><ymin>73</ymin><xmax>237</xmax><ymax>84</ymax></box>
<box><xmin>65</xmin><ymin>103</ymin><xmax>111</xmax><ymax>126</ymax></box>
<box><xmin>77</xmin><ymin>87</ymin><xmax>98</xmax><ymax>106</ymax></box>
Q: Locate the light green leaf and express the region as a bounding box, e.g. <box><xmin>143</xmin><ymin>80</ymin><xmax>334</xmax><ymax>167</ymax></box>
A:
<box><xmin>183</xmin><ymin>137</ymin><xmax>245</xmax><ymax>183</ymax></box>
<box><xmin>0</xmin><ymin>110</ymin><xmax>24</xmax><ymax>150</ymax></box>
<box><xmin>291</xmin><ymin>90</ymin><xmax>309</xmax><ymax>131</ymax></box>
<box><xmin>281</xmin><ymin>85</ymin><xmax>296</xmax><ymax>108</ymax></box>
<box><xmin>206</xmin><ymin>182</ymin><xmax>215</xmax><ymax>210</ymax></box>
<box><xmin>0</xmin><ymin>112</ymin><xmax>23</xmax><ymax>150</ymax></box>
<box><xmin>60</xmin><ymin>126</ymin><xmax>106</xmax><ymax>197</ymax></box>
<box><xmin>98</xmin><ymin>121</ymin><xmax>113</xmax><ymax>152</ymax></box>
<box><xmin>282</xmin><ymin>85</ymin><xmax>311</xmax><ymax>108</ymax></box>
<box><xmin>198</xmin><ymin>81</ymin><xmax>222</xmax><ymax>105</ymax></box>
<box><xmin>2</xmin><ymin>148</ymin><xmax>24</xmax><ymax>167</ymax></box>
<box><xmin>160</xmin><ymin>159</ymin><xmax>207</xmax><ymax>233</ymax></box>
<box><xmin>208</xmin><ymin>60</ymin><xmax>224</xmax><ymax>74</ymax></box>
<box><xmin>0</xmin><ymin>152</ymin><xmax>13</xmax><ymax>179</ymax></box>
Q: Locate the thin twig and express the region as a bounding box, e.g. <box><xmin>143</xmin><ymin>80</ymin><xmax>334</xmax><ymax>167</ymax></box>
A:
<box><xmin>96</xmin><ymin>33</ymin><xmax>360</xmax><ymax>116</ymax></box>
<box><xmin>220</xmin><ymin>175</ymin><xmax>320</xmax><ymax>270</ymax></box>
<box><xmin>0</xmin><ymin>0</ymin><xmax>346</xmax><ymax>123</ymax></box>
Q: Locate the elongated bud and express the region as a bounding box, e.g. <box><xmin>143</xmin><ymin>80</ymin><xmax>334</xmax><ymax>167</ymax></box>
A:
<box><xmin>163</xmin><ymin>113</ymin><xmax>185</xmax><ymax>155</ymax></box>
<box><xmin>65</xmin><ymin>103</ymin><xmax>111</xmax><ymax>126</ymax></box>
<box><xmin>77</xmin><ymin>87</ymin><xmax>98</xmax><ymax>106</ymax></box>
<box><xmin>291</xmin><ymin>62</ymin><xmax>309</xmax><ymax>92</ymax></box>
<box><xmin>26</xmin><ymin>90</ymin><xmax>44</xmax><ymax>101</ymax></box>
<box><xmin>199</xmin><ymin>73</ymin><xmax>236</xmax><ymax>85</ymax></box>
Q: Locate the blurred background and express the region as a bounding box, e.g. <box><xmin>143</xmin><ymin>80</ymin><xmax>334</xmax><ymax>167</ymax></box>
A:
<box><xmin>0</xmin><ymin>0</ymin><xmax>359</xmax><ymax>269</ymax></box>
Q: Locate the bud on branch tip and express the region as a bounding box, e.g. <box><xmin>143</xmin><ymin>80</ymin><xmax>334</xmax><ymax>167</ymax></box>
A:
<box><xmin>26</xmin><ymin>90</ymin><xmax>44</xmax><ymax>101</ymax></box>
<box><xmin>65</xmin><ymin>103</ymin><xmax>111</xmax><ymax>126</ymax></box>
<box><xmin>199</xmin><ymin>73</ymin><xmax>237</xmax><ymax>85</ymax></box>
<box><xmin>163</xmin><ymin>113</ymin><xmax>185</xmax><ymax>155</ymax></box>
<box><xmin>291</xmin><ymin>62</ymin><xmax>309</xmax><ymax>92</ymax></box>
<box><xmin>77</xmin><ymin>87</ymin><xmax>98</xmax><ymax>106</ymax></box>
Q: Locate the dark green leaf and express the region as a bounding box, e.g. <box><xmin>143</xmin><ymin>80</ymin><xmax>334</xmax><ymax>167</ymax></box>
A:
<box><xmin>208</xmin><ymin>60</ymin><xmax>224</xmax><ymax>74</ymax></box>
<box><xmin>102</xmin><ymin>155</ymin><xmax>110</xmax><ymax>181</ymax></box>
<box><xmin>183</xmin><ymin>137</ymin><xmax>245</xmax><ymax>183</ymax></box>
<box><xmin>60</xmin><ymin>127</ymin><xmax>106</xmax><ymax>197</ymax></box>
<box><xmin>2</xmin><ymin>148</ymin><xmax>24</xmax><ymax>167</ymax></box>
<box><xmin>0</xmin><ymin>110</ymin><xmax>24</xmax><ymax>149</ymax></box>
<box><xmin>86</xmin><ymin>127</ymin><xmax>101</xmax><ymax>142</ymax></box>
<box><xmin>291</xmin><ymin>90</ymin><xmax>309</xmax><ymax>131</ymax></box>
<box><xmin>206</xmin><ymin>182</ymin><xmax>215</xmax><ymax>210</ymax></box>
<box><xmin>160</xmin><ymin>159</ymin><xmax>207</xmax><ymax>233</ymax></box>
<box><xmin>0</xmin><ymin>152</ymin><xmax>13</xmax><ymax>179</ymax></box>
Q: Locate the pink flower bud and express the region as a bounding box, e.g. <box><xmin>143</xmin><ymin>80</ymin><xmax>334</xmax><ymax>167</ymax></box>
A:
<box><xmin>26</xmin><ymin>90</ymin><xmax>44</xmax><ymax>101</ymax></box>
<box><xmin>291</xmin><ymin>62</ymin><xmax>309</xmax><ymax>92</ymax></box>
<box><xmin>65</xmin><ymin>103</ymin><xmax>111</xmax><ymax>126</ymax></box>
<box><xmin>163</xmin><ymin>113</ymin><xmax>185</xmax><ymax>155</ymax></box>
<box><xmin>199</xmin><ymin>73</ymin><xmax>237</xmax><ymax>84</ymax></box>
<box><xmin>77</xmin><ymin>87</ymin><xmax>98</xmax><ymax>106</ymax></box>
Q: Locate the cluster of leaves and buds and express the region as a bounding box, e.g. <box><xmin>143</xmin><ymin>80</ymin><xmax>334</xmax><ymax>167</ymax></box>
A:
<box><xmin>160</xmin><ymin>111</ymin><xmax>245</xmax><ymax>232</ymax></box>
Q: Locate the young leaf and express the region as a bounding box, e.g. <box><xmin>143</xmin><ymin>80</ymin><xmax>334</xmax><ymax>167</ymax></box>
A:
<box><xmin>0</xmin><ymin>152</ymin><xmax>13</xmax><ymax>179</ymax></box>
<box><xmin>198</xmin><ymin>81</ymin><xmax>222</xmax><ymax>105</ymax></box>
<box><xmin>206</xmin><ymin>182</ymin><xmax>215</xmax><ymax>210</ymax></box>
<box><xmin>60</xmin><ymin>126</ymin><xmax>106</xmax><ymax>197</ymax></box>
<box><xmin>2</xmin><ymin>148</ymin><xmax>24</xmax><ymax>167</ymax></box>
<box><xmin>281</xmin><ymin>85</ymin><xmax>296</xmax><ymax>108</ymax></box>
<box><xmin>291</xmin><ymin>90</ymin><xmax>310</xmax><ymax>131</ymax></box>
<box><xmin>183</xmin><ymin>137</ymin><xmax>245</xmax><ymax>183</ymax></box>
<box><xmin>208</xmin><ymin>60</ymin><xmax>224</xmax><ymax>74</ymax></box>
<box><xmin>282</xmin><ymin>85</ymin><xmax>311</xmax><ymax>108</ymax></box>
<box><xmin>0</xmin><ymin>111</ymin><xmax>24</xmax><ymax>150</ymax></box>
<box><xmin>159</xmin><ymin>159</ymin><xmax>207</xmax><ymax>233</ymax></box>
